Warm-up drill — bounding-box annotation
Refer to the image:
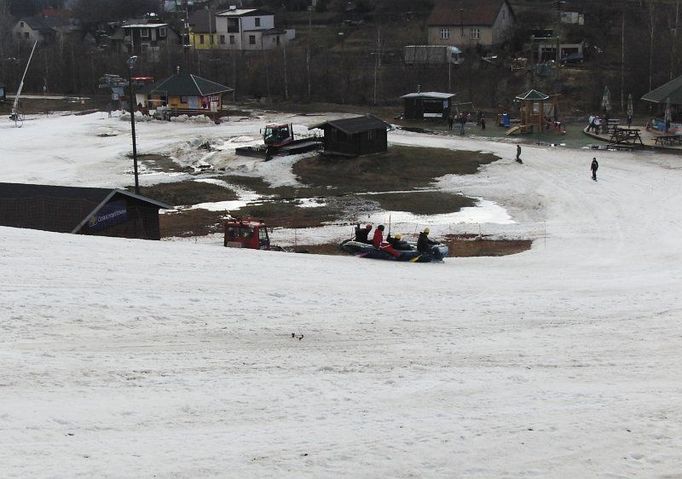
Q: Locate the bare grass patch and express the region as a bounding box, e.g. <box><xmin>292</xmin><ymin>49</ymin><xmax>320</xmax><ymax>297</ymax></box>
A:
<box><xmin>293</xmin><ymin>145</ymin><xmax>498</xmax><ymax>193</ymax></box>
<box><xmin>140</xmin><ymin>181</ymin><xmax>237</xmax><ymax>207</ymax></box>
<box><xmin>371</xmin><ymin>191</ymin><xmax>476</xmax><ymax>215</ymax></box>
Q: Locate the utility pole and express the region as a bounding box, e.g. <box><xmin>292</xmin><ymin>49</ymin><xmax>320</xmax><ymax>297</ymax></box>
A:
<box><xmin>306</xmin><ymin>5</ymin><xmax>312</xmax><ymax>100</ymax></box>
<box><xmin>671</xmin><ymin>0</ymin><xmax>680</xmax><ymax>80</ymax></box>
<box><xmin>283</xmin><ymin>39</ymin><xmax>289</xmax><ymax>100</ymax></box>
<box><xmin>373</xmin><ymin>27</ymin><xmax>380</xmax><ymax>105</ymax></box>
<box><xmin>127</xmin><ymin>56</ymin><xmax>140</xmax><ymax>195</ymax></box>
<box><xmin>621</xmin><ymin>7</ymin><xmax>625</xmax><ymax>112</ymax></box>
<box><xmin>648</xmin><ymin>2</ymin><xmax>655</xmax><ymax>95</ymax></box>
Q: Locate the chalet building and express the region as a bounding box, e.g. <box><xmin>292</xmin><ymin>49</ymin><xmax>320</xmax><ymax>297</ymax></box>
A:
<box><xmin>112</xmin><ymin>19</ymin><xmax>180</xmax><ymax>62</ymax></box>
<box><xmin>0</xmin><ymin>183</ymin><xmax>170</xmax><ymax>240</ymax></box>
<box><xmin>311</xmin><ymin>115</ymin><xmax>390</xmax><ymax>157</ymax></box>
<box><xmin>214</xmin><ymin>7</ymin><xmax>295</xmax><ymax>51</ymax></box>
<box><xmin>401</xmin><ymin>92</ymin><xmax>456</xmax><ymax>120</ymax></box>
<box><xmin>427</xmin><ymin>0</ymin><xmax>515</xmax><ymax>48</ymax></box>
<box><xmin>144</xmin><ymin>73</ymin><xmax>233</xmax><ymax>114</ymax></box>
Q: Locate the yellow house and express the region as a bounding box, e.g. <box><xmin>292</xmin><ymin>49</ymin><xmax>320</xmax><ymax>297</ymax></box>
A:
<box><xmin>188</xmin><ymin>9</ymin><xmax>217</xmax><ymax>50</ymax></box>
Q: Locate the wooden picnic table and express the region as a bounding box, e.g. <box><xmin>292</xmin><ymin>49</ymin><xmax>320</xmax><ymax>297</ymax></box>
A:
<box><xmin>653</xmin><ymin>134</ymin><xmax>682</xmax><ymax>146</ymax></box>
<box><xmin>609</xmin><ymin>127</ymin><xmax>643</xmax><ymax>146</ymax></box>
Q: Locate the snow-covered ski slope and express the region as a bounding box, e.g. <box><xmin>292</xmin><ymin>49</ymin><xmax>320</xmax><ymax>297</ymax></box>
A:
<box><xmin>2</xmin><ymin>112</ymin><xmax>682</xmax><ymax>478</ymax></box>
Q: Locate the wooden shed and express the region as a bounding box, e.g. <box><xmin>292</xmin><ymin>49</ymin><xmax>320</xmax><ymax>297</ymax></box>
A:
<box><xmin>310</xmin><ymin>115</ymin><xmax>390</xmax><ymax>157</ymax></box>
<box><xmin>401</xmin><ymin>92</ymin><xmax>456</xmax><ymax>120</ymax></box>
<box><xmin>0</xmin><ymin>183</ymin><xmax>170</xmax><ymax>240</ymax></box>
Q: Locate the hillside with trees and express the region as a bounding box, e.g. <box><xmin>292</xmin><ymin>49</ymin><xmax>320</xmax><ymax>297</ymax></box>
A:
<box><xmin>0</xmin><ymin>0</ymin><xmax>681</xmax><ymax>116</ymax></box>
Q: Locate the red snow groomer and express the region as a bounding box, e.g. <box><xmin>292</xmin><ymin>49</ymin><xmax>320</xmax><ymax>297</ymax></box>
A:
<box><xmin>223</xmin><ymin>218</ymin><xmax>270</xmax><ymax>250</ymax></box>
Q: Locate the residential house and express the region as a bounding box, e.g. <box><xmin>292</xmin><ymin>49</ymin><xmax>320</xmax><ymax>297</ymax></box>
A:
<box><xmin>113</xmin><ymin>18</ymin><xmax>180</xmax><ymax>62</ymax></box>
<box><xmin>427</xmin><ymin>0</ymin><xmax>515</xmax><ymax>48</ymax></box>
<box><xmin>188</xmin><ymin>9</ymin><xmax>218</xmax><ymax>50</ymax></box>
<box><xmin>0</xmin><ymin>183</ymin><xmax>170</xmax><ymax>240</ymax></box>
<box><xmin>214</xmin><ymin>7</ymin><xmax>295</xmax><ymax>51</ymax></box>
<box><xmin>310</xmin><ymin>115</ymin><xmax>390</xmax><ymax>157</ymax></box>
<box><xmin>13</xmin><ymin>16</ymin><xmax>80</xmax><ymax>44</ymax></box>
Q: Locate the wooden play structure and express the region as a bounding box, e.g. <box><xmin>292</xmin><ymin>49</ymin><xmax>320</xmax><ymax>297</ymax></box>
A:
<box><xmin>507</xmin><ymin>89</ymin><xmax>561</xmax><ymax>135</ymax></box>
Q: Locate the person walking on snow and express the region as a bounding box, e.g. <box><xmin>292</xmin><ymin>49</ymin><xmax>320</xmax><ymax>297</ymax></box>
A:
<box><xmin>591</xmin><ymin>157</ymin><xmax>599</xmax><ymax>181</ymax></box>
<box><xmin>515</xmin><ymin>144</ymin><xmax>523</xmax><ymax>163</ymax></box>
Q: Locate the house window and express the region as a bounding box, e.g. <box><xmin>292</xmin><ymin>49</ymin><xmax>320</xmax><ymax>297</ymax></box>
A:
<box><xmin>440</xmin><ymin>27</ymin><xmax>449</xmax><ymax>40</ymax></box>
<box><xmin>140</xmin><ymin>28</ymin><xmax>149</xmax><ymax>38</ymax></box>
<box><xmin>180</xmin><ymin>96</ymin><xmax>188</xmax><ymax>104</ymax></box>
<box><xmin>470</xmin><ymin>28</ymin><xmax>480</xmax><ymax>40</ymax></box>
<box><xmin>255</xmin><ymin>17</ymin><xmax>261</xmax><ymax>27</ymax></box>
<box><xmin>249</xmin><ymin>34</ymin><xmax>256</xmax><ymax>45</ymax></box>
<box><xmin>229</xmin><ymin>35</ymin><xmax>235</xmax><ymax>44</ymax></box>
<box><xmin>24</xmin><ymin>32</ymin><xmax>29</xmax><ymax>39</ymax></box>
<box><xmin>159</xmin><ymin>27</ymin><xmax>167</xmax><ymax>38</ymax></box>
<box><xmin>276</xmin><ymin>35</ymin><xmax>280</xmax><ymax>45</ymax></box>
<box><xmin>200</xmin><ymin>34</ymin><xmax>205</xmax><ymax>44</ymax></box>
<box><xmin>20</xmin><ymin>21</ymin><xmax>24</xmax><ymax>27</ymax></box>
<box><xmin>227</xmin><ymin>18</ymin><xmax>239</xmax><ymax>33</ymax></box>
<box><xmin>220</xmin><ymin>34</ymin><xmax>226</xmax><ymax>44</ymax></box>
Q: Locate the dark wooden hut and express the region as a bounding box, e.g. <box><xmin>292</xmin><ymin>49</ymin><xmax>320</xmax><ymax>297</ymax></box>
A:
<box><xmin>0</xmin><ymin>183</ymin><xmax>170</xmax><ymax>240</ymax></box>
<box><xmin>310</xmin><ymin>115</ymin><xmax>390</xmax><ymax>156</ymax></box>
<box><xmin>400</xmin><ymin>92</ymin><xmax>456</xmax><ymax>120</ymax></box>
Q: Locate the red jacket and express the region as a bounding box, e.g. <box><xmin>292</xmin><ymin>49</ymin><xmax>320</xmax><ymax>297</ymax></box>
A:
<box><xmin>372</xmin><ymin>228</ymin><xmax>383</xmax><ymax>248</ymax></box>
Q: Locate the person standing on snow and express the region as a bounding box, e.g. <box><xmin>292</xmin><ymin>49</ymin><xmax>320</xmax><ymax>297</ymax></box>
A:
<box><xmin>515</xmin><ymin>144</ymin><xmax>523</xmax><ymax>163</ymax></box>
<box><xmin>591</xmin><ymin>157</ymin><xmax>599</xmax><ymax>181</ymax></box>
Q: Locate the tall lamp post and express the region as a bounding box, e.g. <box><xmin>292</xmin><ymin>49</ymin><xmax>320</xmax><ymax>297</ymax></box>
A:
<box><xmin>127</xmin><ymin>55</ymin><xmax>140</xmax><ymax>195</ymax></box>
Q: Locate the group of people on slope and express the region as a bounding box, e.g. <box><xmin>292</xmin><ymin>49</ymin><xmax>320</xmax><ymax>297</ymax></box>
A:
<box><xmin>354</xmin><ymin>223</ymin><xmax>438</xmax><ymax>257</ymax></box>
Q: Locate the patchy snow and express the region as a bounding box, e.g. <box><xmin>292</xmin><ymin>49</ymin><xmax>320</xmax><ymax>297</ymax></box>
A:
<box><xmin>2</xmin><ymin>111</ymin><xmax>682</xmax><ymax>477</ymax></box>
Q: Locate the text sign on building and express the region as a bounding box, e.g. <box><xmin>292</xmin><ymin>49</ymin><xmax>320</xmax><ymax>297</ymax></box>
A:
<box><xmin>88</xmin><ymin>200</ymin><xmax>128</xmax><ymax>231</ymax></box>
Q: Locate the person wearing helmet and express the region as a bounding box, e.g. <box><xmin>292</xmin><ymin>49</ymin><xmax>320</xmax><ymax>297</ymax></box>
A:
<box><xmin>372</xmin><ymin>224</ymin><xmax>401</xmax><ymax>257</ymax></box>
<box><xmin>389</xmin><ymin>232</ymin><xmax>411</xmax><ymax>251</ymax></box>
<box><xmin>355</xmin><ymin>223</ymin><xmax>372</xmax><ymax>243</ymax></box>
<box><xmin>417</xmin><ymin>227</ymin><xmax>437</xmax><ymax>253</ymax></box>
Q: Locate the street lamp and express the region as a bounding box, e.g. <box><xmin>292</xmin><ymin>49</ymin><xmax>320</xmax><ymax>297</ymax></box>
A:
<box><xmin>127</xmin><ymin>55</ymin><xmax>140</xmax><ymax>195</ymax></box>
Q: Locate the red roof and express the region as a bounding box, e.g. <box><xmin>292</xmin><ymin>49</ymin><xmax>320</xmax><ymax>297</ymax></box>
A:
<box><xmin>427</xmin><ymin>0</ymin><xmax>510</xmax><ymax>27</ymax></box>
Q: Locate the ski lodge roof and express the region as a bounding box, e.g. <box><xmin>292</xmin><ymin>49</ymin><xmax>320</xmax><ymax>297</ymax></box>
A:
<box><xmin>515</xmin><ymin>89</ymin><xmax>550</xmax><ymax>101</ymax></box>
<box><xmin>310</xmin><ymin>115</ymin><xmax>390</xmax><ymax>135</ymax></box>
<box><xmin>148</xmin><ymin>74</ymin><xmax>233</xmax><ymax>97</ymax></box>
<box><xmin>641</xmin><ymin>75</ymin><xmax>682</xmax><ymax>105</ymax></box>
<box><xmin>401</xmin><ymin>92</ymin><xmax>456</xmax><ymax>100</ymax></box>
